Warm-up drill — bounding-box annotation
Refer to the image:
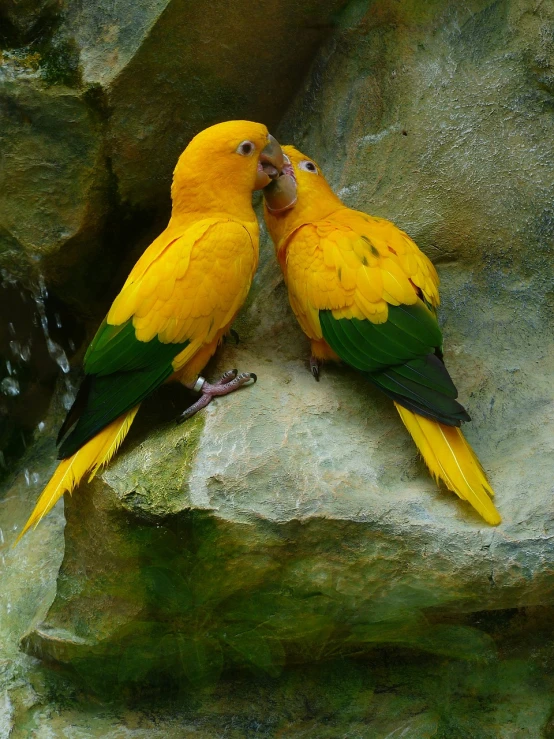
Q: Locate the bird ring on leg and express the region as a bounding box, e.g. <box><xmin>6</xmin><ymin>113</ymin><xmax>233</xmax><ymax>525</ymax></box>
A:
<box><xmin>193</xmin><ymin>376</ymin><xmax>206</xmax><ymax>393</ymax></box>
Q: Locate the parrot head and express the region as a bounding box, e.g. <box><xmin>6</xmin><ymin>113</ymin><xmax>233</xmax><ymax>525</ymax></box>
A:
<box><xmin>171</xmin><ymin>121</ymin><xmax>284</xmax><ymax>217</ymax></box>
<box><xmin>263</xmin><ymin>145</ymin><xmax>343</xmax><ymax>242</ymax></box>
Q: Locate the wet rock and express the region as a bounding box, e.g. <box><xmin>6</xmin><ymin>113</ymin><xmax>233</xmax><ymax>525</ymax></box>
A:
<box><xmin>0</xmin><ymin>0</ymin><xmax>345</xmax><ymax>302</ymax></box>
<box><xmin>60</xmin><ymin>0</ymin><xmax>346</xmax><ymax>212</ymax></box>
<box><xmin>0</xmin><ymin>278</ymin><xmax>74</xmax><ymax>478</ymax></box>
<box><xmin>0</xmin><ymin>0</ymin><xmax>62</xmax><ymax>47</ymax></box>
<box><xmin>0</xmin><ymin>78</ymin><xmax>107</xmax><ymax>292</ymax></box>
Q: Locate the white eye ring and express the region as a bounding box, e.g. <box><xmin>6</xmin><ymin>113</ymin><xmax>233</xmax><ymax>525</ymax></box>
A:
<box><xmin>299</xmin><ymin>160</ymin><xmax>318</xmax><ymax>173</ymax></box>
<box><xmin>236</xmin><ymin>140</ymin><xmax>256</xmax><ymax>156</ymax></box>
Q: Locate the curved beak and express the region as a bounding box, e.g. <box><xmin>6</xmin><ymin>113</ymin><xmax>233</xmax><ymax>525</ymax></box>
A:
<box><xmin>254</xmin><ymin>134</ymin><xmax>285</xmax><ymax>190</ymax></box>
<box><xmin>263</xmin><ymin>175</ymin><xmax>297</xmax><ymax>213</ymax></box>
<box><xmin>263</xmin><ymin>155</ymin><xmax>297</xmax><ymax>213</ymax></box>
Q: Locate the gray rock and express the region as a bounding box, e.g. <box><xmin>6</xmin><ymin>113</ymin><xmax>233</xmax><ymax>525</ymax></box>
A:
<box><xmin>60</xmin><ymin>0</ymin><xmax>347</xmax><ymax>211</ymax></box>
<box><xmin>0</xmin><ymin>78</ymin><xmax>107</xmax><ymax>288</ymax></box>
<box><xmin>0</xmin><ymin>0</ymin><xmax>62</xmax><ymax>46</ymax></box>
<box><xmin>1</xmin><ymin>0</ymin><xmax>345</xmax><ymax>297</ymax></box>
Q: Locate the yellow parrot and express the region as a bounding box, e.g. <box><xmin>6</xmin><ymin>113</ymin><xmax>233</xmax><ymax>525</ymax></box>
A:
<box><xmin>263</xmin><ymin>145</ymin><xmax>501</xmax><ymax>525</ymax></box>
<box><xmin>18</xmin><ymin>120</ymin><xmax>283</xmax><ymax>541</ymax></box>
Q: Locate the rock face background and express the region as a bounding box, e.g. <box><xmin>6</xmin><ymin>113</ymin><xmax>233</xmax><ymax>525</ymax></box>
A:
<box><xmin>2</xmin><ymin>0</ymin><xmax>554</xmax><ymax>736</ymax></box>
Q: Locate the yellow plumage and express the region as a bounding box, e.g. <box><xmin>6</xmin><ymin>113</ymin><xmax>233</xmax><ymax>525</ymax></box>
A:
<box><xmin>264</xmin><ymin>144</ymin><xmax>500</xmax><ymax>525</ymax></box>
<box><xmin>19</xmin><ymin>121</ymin><xmax>281</xmax><ymax>541</ymax></box>
<box><xmin>395</xmin><ymin>404</ymin><xmax>500</xmax><ymax>525</ymax></box>
<box><xmin>15</xmin><ymin>409</ymin><xmax>139</xmax><ymax>542</ymax></box>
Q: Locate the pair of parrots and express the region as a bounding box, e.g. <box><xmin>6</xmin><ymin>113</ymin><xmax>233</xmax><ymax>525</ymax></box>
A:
<box><xmin>18</xmin><ymin>120</ymin><xmax>500</xmax><ymax>541</ymax></box>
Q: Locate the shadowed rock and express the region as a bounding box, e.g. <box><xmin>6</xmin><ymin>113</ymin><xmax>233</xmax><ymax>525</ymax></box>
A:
<box><xmin>0</xmin><ymin>0</ymin><xmax>345</xmax><ymax>299</ymax></box>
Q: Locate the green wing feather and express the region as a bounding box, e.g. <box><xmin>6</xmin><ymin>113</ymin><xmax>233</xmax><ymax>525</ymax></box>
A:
<box><xmin>58</xmin><ymin>319</ymin><xmax>189</xmax><ymax>459</ymax></box>
<box><xmin>319</xmin><ymin>301</ymin><xmax>470</xmax><ymax>427</ymax></box>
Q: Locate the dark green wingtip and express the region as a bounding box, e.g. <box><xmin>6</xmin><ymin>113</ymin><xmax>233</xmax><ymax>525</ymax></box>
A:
<box><xmin>368</xmin><ymin>359</ymin><xmax>471</xmax><ymax>427</ymax></box>
<box><xmin>320</xmin><ymin>303</ymin><xmax>469</xmax><ymax>427</ymax></box>
<box><xmin>58</xmin><ymin>319</ymin><xmax>190</xmax><ymax>459</ymax></box>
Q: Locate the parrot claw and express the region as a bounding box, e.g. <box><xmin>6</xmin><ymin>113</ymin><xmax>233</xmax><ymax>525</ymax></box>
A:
<box><xmin>177</xmin><ymin>370</ymin><xmax>257</xmax><ymax>423</ymax></box>
<box><xmin>310</xmin><ymin>356</ymin><xmax>320</xmax><ymax>381</ymax></box>
<box><xmin>216</xmin><ymin>369</ymin><xmax>238</xmax><ymax>384</ymax></box>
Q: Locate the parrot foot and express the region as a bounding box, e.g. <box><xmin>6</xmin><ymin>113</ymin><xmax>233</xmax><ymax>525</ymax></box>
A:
<box><xmin>310</xmin><ymin>356</ymin><xmax>320</xmax><ymax>381</ymax></box>
<box><xmin>177</xmin><ymin>371</ymin><xmax>257</xmax><ymax>423</ymax></box>
<box><xmin>214</xmin><ymin>368</ymin><xmax>239</xmax><ymax>385</ymax></box>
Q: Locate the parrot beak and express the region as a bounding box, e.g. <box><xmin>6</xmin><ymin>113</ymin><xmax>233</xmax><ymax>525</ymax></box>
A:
<box><xmin>254</xmin><ymin>135</ymin><xmax>285</xmax><ymax>190</ymax></box>
<box><xmin>263</xmin><ymin>155</ymin><xmax>297</xmax><ymax>213</ymax></box>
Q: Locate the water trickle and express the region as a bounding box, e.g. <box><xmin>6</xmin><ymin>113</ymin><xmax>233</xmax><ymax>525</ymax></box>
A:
<box><xmin>24</xmin><ymin>469</ymin><xmax>30</xmax><ymax>486</ymax></box>
<box><xmin>0</xmin><ymin>268</ymin><xmax>17</xmax><ymax>286</ymax></box>
<box><xmin>0</xmin><ymin>528</ymin><xmax>4</xmax><ymax>545</ymax></box>
<box><xmin>33</xmin><ymin>276</ymin><xmax>71</xmax><ymax>375</ymax></box>
<box><xmin>29</xmin><ymin>276</ymin><xmax>78</xmax><ymax>408</ymax></box>
<box><xmin>9</xmin><ymin>339</ymin><xmax>31</xmax><ymax>362</ymax></box>
<box><xmin>0</xmin><ymin>270</ymin><xmax>81</xmax><ymax>476</ymax></box>
<box><xmin>1</xmin><ymin>377</ymin><xmax>20</xmax><ymax>397</ymax></box>
<box><xmin>62</xmin><ymin>377</ymin><xmax>76</xmax><ymax>410</ymax></box>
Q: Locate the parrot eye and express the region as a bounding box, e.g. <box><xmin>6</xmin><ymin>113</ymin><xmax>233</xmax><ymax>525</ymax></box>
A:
<box><xmin>299</xmin><ymin>160</ymin><xmax>318</xmax><ymax>174</ymax></box>
<box><xmin>236</xmin><ymin>140</ymin><xmax>256</xmax><ymax>156</ymax></box>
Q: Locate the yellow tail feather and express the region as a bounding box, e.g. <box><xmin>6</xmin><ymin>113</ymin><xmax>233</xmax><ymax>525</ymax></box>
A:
<box><xmin>87</xmin><ymin>406</ymin><xmax>139</xmax><ymax>482</ymax></box>
<box><xmin>16</xmin><ymin>406</ymin><xmax>140</xmax><ymax>543</ymax></box>
<box><xmin>395</xmin><ymin>403</ymin><xmax>501</xmax><ymax>525</ymax></box>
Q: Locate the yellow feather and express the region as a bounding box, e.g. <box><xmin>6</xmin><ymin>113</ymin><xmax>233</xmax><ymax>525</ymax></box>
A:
<box><xmin>158</xmin><ymin>316</ymin><xmax>179</xmax><ymax>343</ymax></box>
<box><xmin>395</xmin><ymin>404</ymin><xmax>500</xmax><ymax>525</ymax></box>
<box><xmin>157</xmin><ymin>272</ymin><xmax>176</xmax><ymax>302</ymax></box>
<box><xmin>333</xmin><ymin>247</ymin><xmax>357</xmax><ymax>291</ymax></box>
<box><xmin>323</xmin><ymin>240</ymin><xmax>335</xmax><ymax>268</ymax></box>
<box><xmin>388</xmin><ymin>234</ymin><xmax>406</xmax><ymax>255</ymax></box>
<box><xmin>16</xmin><ymin>409</ymin><xmax>138</xmax><ymax>543</ymax></box>
<box><xmin>87</xmin><ymin>406</ymin><xmax>140</xmax><ymax>482</ymax></box>
<box><xmin>354</xmin><ymin>293</ymin><xmax>389</xmax><ymax>322</ymax></box>
<box><xmin>423</xmin><ymin>279</ymin><xmax>440</xmax><ymax>308</ymax></box>
<box><xmin>132</xmin><ymin>291</ymin><xmax>158</xmax><ymax>320</ymax></box>
<box><xmin>381</xmin><ymin>260</ymin><xmax>411</xmax><ymax>305</ymax></box>
<box><xmin>171</xmin><ymin>339</ymin><xmax>203</xmax><ymax>371</ymax></box>
<box><xmin>332</xmin><ymin>305</ymin><xmax>365</xmax><ymax>320</ymax></box>
<box><xmin>357</xmin><ymin>266</ymin><xmax>383</xmax><ymax>303</ymax></box>
<box><xmin>352</xmin><ymin>238</ymin><xmax>378</xmax><ymax>266</ymax></box>
<box><xmin>339</xmin><ymin>241</ymin><xmax>362</xmax><ymax>269</ymax></box>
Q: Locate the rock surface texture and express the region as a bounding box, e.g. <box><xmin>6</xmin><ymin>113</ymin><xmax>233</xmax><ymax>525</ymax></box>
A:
<box><xmin>0</xmin><ymin>0</ymin><xmax>343</xmax><ymax>300</ymax></box>
<box><xmin>2</xmin><ymin>0</ymin><xmax>554</xmax><ymax>736</ymax></box>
